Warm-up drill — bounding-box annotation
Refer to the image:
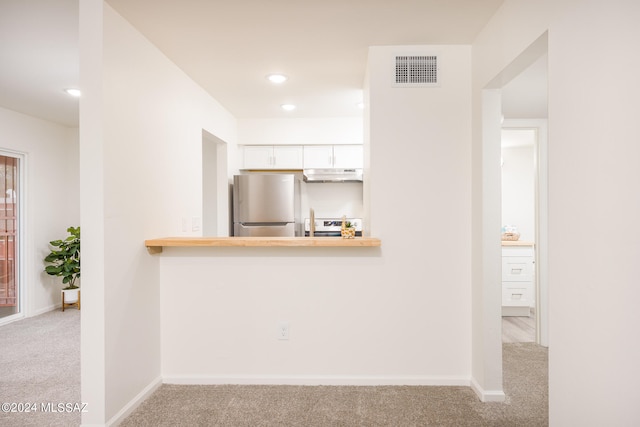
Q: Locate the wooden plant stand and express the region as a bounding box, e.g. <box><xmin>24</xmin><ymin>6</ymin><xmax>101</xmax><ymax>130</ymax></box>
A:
<box><xmin>62</xmin><ymin>290</ymin><xmax>81</xmax><ymax>311</ymax></box>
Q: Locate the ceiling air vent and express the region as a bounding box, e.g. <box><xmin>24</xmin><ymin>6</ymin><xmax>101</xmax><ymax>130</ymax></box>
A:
<box><xmin>393</xmin><ymin>55</ymin><xmax>439</xmax><ymax>87</ymax></box>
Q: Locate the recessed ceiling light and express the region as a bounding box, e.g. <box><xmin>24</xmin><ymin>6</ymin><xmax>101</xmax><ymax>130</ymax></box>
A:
<box><xmin>281</xmin><ymin>104</ymin><xmax>296</xmax><ymax>111</ymax></box>
<box><xmin>267</xmin><ymin>74</ymin><xmax>288</xmax><ymax>84</ymax></box>
<box><xmin>64</xmin><ymin>88</ymin><xmax>81</xmax><ymax>97</ymax></box>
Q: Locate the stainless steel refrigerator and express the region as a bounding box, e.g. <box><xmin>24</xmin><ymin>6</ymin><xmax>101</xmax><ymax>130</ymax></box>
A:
<box><xmin>233</xmin><ymin>174</ymin><xmax>301</xmax><ymax>237</ymax></box>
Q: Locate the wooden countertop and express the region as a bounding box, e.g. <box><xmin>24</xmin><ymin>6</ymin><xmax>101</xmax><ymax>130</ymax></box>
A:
<box><xmin>145</xmin><ymin>236</ymin><xmax>382</xmax><ymax>254</ymax></box>
<box><xmin>501</xmin><ymin>240</ymin><xmax>535</xmax><ymax>246</ymax></box>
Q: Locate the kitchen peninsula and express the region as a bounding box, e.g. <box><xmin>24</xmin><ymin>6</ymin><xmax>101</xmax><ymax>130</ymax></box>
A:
<box><xmin>145</xmin><ymin>236</ymin><xmax>382</xmax><ymax>254</ymax></box>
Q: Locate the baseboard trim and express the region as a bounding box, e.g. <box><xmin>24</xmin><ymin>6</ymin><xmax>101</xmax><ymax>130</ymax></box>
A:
<box><xmin>163</xmin><ymin>374</ymin><xmax>471</xmax><ymax>387</ymax></box>
<box><xmin>30</xmin><ymin>303</ymin><xmax>59</xmax><ymax>317</ymax></box>
<box><xmin>0</xmin><ymin>304</ymin><xmax>59</xmax><ymax>327</ymax></box>
<box><xmin>470</xmin><ymin>377</ymin><xmax>505</xmax><ymax>402</ymax></box>
<box><xmin>106</xmin><ymin>376</ymin><xmax>162</xmax><ymax>427</ymax></box>
<box><xmin>0</xmin><ymin>312</ymin><xmax>25</xmax><ymax>327</ymax></box>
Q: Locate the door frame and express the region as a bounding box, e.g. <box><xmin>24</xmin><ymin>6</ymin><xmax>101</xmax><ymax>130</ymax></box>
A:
<box><xmin>0</xmin><ymin>149</ymin><xmax>26</xmax><ymax>326</ymax></box>
<box><xmin>474</xmin><ymin>31</ymin><xmax>549</xmax><ymax>402</ymax></box>
<box><xmin>202</xmin><ymin>130</ymin><xmax>229</xmax><ymax>237</ymax></box>
<box><xmin>502</xmin><ymin>119</ymin><xmax>549</xmax><ymax>346</ymax></box>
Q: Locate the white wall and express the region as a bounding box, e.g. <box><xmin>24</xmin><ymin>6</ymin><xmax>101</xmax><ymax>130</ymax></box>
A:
<box><xmin>473</xmin><ymin>0</ymin><xmax>640</xmax><ymax>425</ymax></box>
<box><xmin>302</xmin><ymin>182</ymin><xmax>363</xmax><ymax>220</ymax></box>
<box><xmin>80</xmin><ymin>1</ymin><xmax>238</xmax><ymax>424</ymax></box>
<box><xmin>159</xmin><ymin>44</ymin><xmax>473</xmax><ymax>387</ymax></box>
<box><xmin>471</xmin><ymin>0</ymin><xmax>550</xmax><ymax>402</ymax></box>
<box><xmin>547</xmin><ymin>2</ymin><xmax>640</xmax><ymax>425</ymax></box>
<box><xmin>0</xmin><ymin>107</ymin><xmax>79</xmax><ymax>318</ymax></box>
<box><xmin>366</xmin><ymin>43</ymin><xmax>473</xmax><ymax>376</ymax></box>
<box><xmin>501</xmin><ymin>145</ymin><xmax>535</xmax><ymax>242</ymax></box>
<box><xmin>238</xmin><ymin>117</ymin><xmax>362</xmax><ymax>145</ymax></box>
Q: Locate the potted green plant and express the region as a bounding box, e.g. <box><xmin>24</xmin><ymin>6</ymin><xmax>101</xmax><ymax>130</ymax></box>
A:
<box><xmin>44</xmin><ymin>226</ymin><xmax>81</xmax><ymax>310</ymax></box>
<box><xmin>341</xmin><ymin>220</ymin><xmax>356</xmax><ymax>239</ymax></box>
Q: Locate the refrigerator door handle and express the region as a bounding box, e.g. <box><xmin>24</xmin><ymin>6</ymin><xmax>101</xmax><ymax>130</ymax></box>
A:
<box><xmin>240</xmin><ymin>222</ymin><xmax>290</xmax><ymax>227</ymax></box>
<box><xmin>234</xmin><ymin>222</ymin><xmax>296</xmax><ymax>237</ymax></box>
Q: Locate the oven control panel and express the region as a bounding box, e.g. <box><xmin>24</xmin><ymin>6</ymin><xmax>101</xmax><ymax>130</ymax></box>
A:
<box><xmin>304</xmin><ymin>218</ymin><xmax>362</xmax><ymax>236</ymax></box>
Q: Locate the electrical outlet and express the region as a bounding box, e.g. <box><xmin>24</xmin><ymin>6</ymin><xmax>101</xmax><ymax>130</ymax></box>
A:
<box><xmin>191</xmin><ymin>217</ymin><xmax>201</xmax><ymax>232</ymax></box>
<box><xmin>181</xmin><ymin>218</ymin><xmax>188</xmax><ymax>232</ymax></box>
<box><xmin>278</xmin><ymin>321</ymin><xmax>289</xmax><ymax>340</ymax></box>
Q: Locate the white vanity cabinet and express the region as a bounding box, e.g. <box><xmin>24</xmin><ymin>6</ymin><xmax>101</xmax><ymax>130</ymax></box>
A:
<box><xmin>242</xmin><ymin>145</ymin><xmax>303</xmax><ymax>169</ymax></box>
<box><xmin>502</xmin><ymin>244</ymin><xmax>535</xmax><ymax>316</ymax></box>
<box><xmin>303</xmin><ymin>145</ymin><xmax>363</xmax><ymax>169</ymax></box>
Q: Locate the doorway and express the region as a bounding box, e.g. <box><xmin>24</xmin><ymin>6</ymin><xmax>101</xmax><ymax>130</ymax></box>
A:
<box><xmin>202</xmin><ymin>130</ymin><xmax>229</xmax><ymax>236</ymax></box>
<box><xmin>0</xmin><ymin>154</ymin><xmax>20</xmax><ymax>321</ymax></box>
<box><xmin>499</xmin><ymin>50</ymin><xmax>549</xmax><ymax>346</ymax></box>
<box><xmin>475</xmin><ymin>32</ymin><xmax>549</xmax><ymax>402</ymax></box>
<box><xmin>500</xmin><ymin>126</ymin><xmax>543</xmax><ymax>344</ymax></box>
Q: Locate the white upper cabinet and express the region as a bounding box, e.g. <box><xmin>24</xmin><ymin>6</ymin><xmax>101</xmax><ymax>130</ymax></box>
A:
<box><xmin>303</xmin><ymin>146</ymin><xmax>333</xmax><ymax>168</ymax></box>
<box><xmin>303</xmin><ymin>145</ymin><xmax>363</xmax><ymax>169</ymax></box>
<box><xmin>332</xmin><ymin>145</ymin><xmax>363</xmax><ymax>169</ymax></box>
<box><xmin>242</xmin><ymin>145</ymin><xmax>303</xmax><ymax>169</ymax></box>
<box><xmin>272</xmin><ymin>146</ymin><xmax>303</xmax><ymax>168</ymax></box>
<box><xmin>242</xmin><ymin>144</ymin><xmax>363</xmax><ymax>170</ymax></box>
<box><xmin>242</xmin><ymin>146</ymin><xmax>272</xmax><ymax>169</ymax></box>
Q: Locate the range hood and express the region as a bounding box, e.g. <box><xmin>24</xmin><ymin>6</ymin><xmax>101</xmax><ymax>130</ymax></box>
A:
<box><xmin>303</xmin><ymin>168</ymin><xmax>363</xmax><ymax>183</ymax></box>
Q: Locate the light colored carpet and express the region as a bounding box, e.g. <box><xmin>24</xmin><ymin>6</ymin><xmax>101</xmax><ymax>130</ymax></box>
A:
<box><xmin>0</xmin><ymin>308</ymin><xmax>81</xmax><ymax>427</ymax></box>
<box><xmin>121</xmin><ymin>343</ymin><xmax>548</xmax><ymax>426</ymax></box>
<box><xmin>0</xmin><ymin>309</ymin><xmax>547</xmax><ymax>426</ymax></box>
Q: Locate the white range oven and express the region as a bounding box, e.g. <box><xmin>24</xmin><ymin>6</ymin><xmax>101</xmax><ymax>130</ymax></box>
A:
<box><xmin>304</xmin><ymin>218</ymin><xmax>363</xmax><ymax>237</ymax></box>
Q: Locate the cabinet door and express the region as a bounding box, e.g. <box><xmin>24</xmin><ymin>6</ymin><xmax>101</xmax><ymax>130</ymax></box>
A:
<box><xmin>303</xmin><ymin>145</ymin><xmax>334</xmax><ymax>169</ymax></box>
<box><xmin>333</xmin><ymin>145</ymin><xmax>363</xmax><ymax>169</ymax></box>
<box><xmin>273</xmin><ymin>146</ymin><xmax>303</xmax><ymax>169</ymax></box>
<box><xmin>243</xmin><ymin>146</ymin><xmax>273</xmax><ymax>169</ymax></box>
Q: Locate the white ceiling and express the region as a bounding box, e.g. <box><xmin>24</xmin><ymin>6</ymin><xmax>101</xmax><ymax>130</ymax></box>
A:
<box><xmin>0</xmin><ymin>0</ymin><xmax>547</xmax><ymax>129</ymax></box>
<box><xmin>0</xmin><ymin>0</ymin><xmax>79</xmax><ymax>127</ymax></box>
<box><xmin>501</xmin><ymin>129</ymin><xmax>536</xmax><ymax>148</ymax></box>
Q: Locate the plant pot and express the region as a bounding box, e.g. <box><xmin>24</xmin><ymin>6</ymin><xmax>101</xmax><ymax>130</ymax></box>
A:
<box><xmin>341</xmin><ymin>227</ymin><xmax>356</xmax><ymax>239</ymax></box>
<box><xmin>62</xmin><ymin>288</ymin><xmax>80</xmax><ymax>311</ymax></box>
